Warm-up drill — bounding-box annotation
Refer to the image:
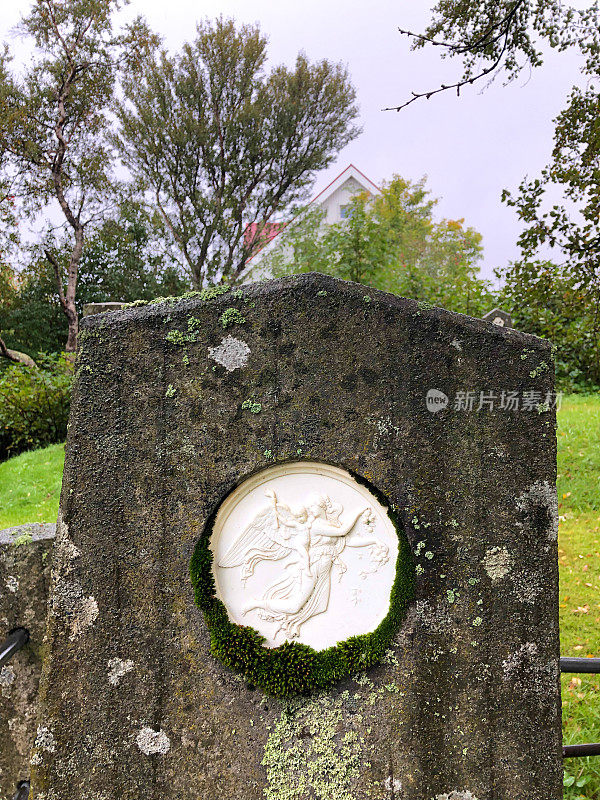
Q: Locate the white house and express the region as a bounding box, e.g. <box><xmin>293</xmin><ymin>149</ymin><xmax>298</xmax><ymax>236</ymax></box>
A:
<box><xmin>242</xmin><ymin>164</ymin><xmax>381</xmax><ymax>282</ymax></box>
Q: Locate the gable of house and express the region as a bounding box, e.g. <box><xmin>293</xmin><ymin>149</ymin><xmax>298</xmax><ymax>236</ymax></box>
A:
<box><xmin>242</xmin><ymin>165</ymin><xmax>380</xmax><ymax>281</ymax></box>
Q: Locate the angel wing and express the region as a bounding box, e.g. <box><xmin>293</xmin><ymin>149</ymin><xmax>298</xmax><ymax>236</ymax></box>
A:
<box><xmin>218</xmin><ymin>506</ymin><xmax>292</xmax><ymax>582</ymax></box>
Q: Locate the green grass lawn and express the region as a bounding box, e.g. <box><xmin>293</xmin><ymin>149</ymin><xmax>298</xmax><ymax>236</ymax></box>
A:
<box><xmin>1</xmin><ymin>397</ymin><xmax>600</xmax><ymax>794</ymax></box>
<box><xmin>0</xmin><ymin>442</ymin><xmax>65</xmax><ymax>530</ymax></box>
<box><xmin>558</xmin><ymin>395</ymin><xmax>600</xmax><ymax>798</ymax></box>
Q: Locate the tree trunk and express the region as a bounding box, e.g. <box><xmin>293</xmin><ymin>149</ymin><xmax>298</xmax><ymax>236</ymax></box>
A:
<box><xmin>45</xmin><ymin>239</ymin><xmax>80</xmax><ymax>353</ymax></box>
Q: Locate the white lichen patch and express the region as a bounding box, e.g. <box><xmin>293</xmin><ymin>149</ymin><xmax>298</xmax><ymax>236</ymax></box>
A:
<box><xmin>52</xmin><ymin>579</ymin><xmax>99</xmax><ymax>640</ymax></box>
<box><xmin>385</xmin><ymin>776</ymin><xmax>402</xmax><ymax>792</ymax></box>
<box><xmin>450</xmin><ymin>339</ymin><xmax>463</xmax><ymax>351</ymax></box>
<box><xmin>107</xmin><ymin>657</ymin><xmax>134</xmax><ymax>686</ymax></box>
<box><xmin>0</xmin><ymin>665</ymin><xmax>15</xmax><ymax>694</ymax></box>
<box><xmin>482</xmin><ymin>547</ymin><xmax>512</xmax><ymax>582</ymax></box>
<box><xmin>5</xmin><ymin>575</ymin><xmax>19</xmax><ymax>593</ymax></box>
<box><xmin>435</xmin><ymin>792</ymin><xmax>479</xmax><ymax>800</ymax></box>
<box><xmin>35</xmin><ymin>725</ymin><xmax>56</xmax><ymax>753</ymax></box>
<box><xmin>208</xmin><ymin>335</ymin><xmax>251</xmax><ymax>372</ymax></box>
<box><xmin>415</xmin><ymin>600</ymin><xmax>454</xmax><ymax>635</ymax></box>
<box><xmin>502</xmin><ymin>642</ymin><xmax>554</xmax><ymax>696</ymax></box>
<box><xmin>512</xmin><ymin>569</ymin><xmax>543</xmax><ymax>604</ymax></box>
<box><xmin>136</xmin><ymin>726</ymin><xmax>171</xmax><ymax>756</ymax></box>
<box><xmin>51</xmin><ymin>512</ymin><xmax>99</xmax><ymax>639</ymax></box>
<box><xmin>517</xmin><ymin>481</ymin><xmax>558</xmax><ymax>540</ymax></box>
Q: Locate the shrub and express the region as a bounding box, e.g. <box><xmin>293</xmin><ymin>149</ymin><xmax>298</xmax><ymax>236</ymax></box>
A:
<box><xmin>0</xmin><ymin>354</ymin><xmax>73</xmax><ymax>461</ymax></box>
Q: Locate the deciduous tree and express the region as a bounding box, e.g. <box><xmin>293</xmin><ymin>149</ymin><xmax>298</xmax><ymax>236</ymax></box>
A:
<box><xmin>263</xmin><ymin>175</ymin><xmax>492</xmax><ymax>316</ymax></box>
<box><xmin>0</xmin><ymin>0</ymin><xmax>156</xmax><ymax>351</ymax></box>
<box><xmin>115</xmin><ymin>17</ymin><xmax>360</xmax><ymax>287</ymax></box>
<box><xmin>390</xmin><ymin>1</ymin><xmax>600</xmax><ymax>324</ymax></box>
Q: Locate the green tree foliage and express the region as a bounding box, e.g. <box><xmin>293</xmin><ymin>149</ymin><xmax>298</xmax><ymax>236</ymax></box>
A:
<box><xmin>114</xmin><ymin>17</ymin><xmax>360</xmax><ymax>288</ymax></box>
<box><xmin>0</xmin><ymin>352</ymin><xmax>72</xmax><ymax>461</ymax></box>
<box><xmin>0</xmin><ymin>201</ymin><xmax>190</xmax><ymax>356</ymax></box>
<box><xmin>263</xmin><ymin>175</ymin><xmax>493</xmax><ymax>316</ymax></box>
<box><xmin>498</xmin><ymin>260</ymin><xmax>600</xmax><ymax>392</ymax></box>
<box><xmin>393</xmin><ymin>2</ymin><xmax>600</xmax><ymax>389</ymax></box>
<box><xmin>0</xmin><ymin>0</ymin><xmax>157</xmax><ymax>351</ymax></box>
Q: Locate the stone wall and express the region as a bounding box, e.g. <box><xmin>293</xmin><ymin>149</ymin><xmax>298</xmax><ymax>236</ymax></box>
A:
<box><xmin>0</xmin><ymin>524</ymin><xmax>54</xmax><ymax>800</ymax></box>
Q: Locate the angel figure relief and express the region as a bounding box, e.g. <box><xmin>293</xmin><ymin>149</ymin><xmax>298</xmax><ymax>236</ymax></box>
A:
<box><xmin>217</xmin><ymin>489</ymin><xmax>391</xmax><ymax>642</ymax></box>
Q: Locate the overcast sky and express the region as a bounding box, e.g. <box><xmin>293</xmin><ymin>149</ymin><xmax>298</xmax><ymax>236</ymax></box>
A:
<box><xmin>0</xmin><ymin>1</ymin><xmax>590</xmax><ymax>281</ymax></box>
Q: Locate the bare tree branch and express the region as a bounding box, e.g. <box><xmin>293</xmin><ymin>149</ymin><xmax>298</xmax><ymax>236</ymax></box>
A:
<box><xmin>0</xmin><ymin>336</ymin><xmax>37</xmax><ymax>368</ymax></box>
<box><xmin>385</xmin><ymin>0</ymin><xmax>525</xmax><ymax>112</ymax></box>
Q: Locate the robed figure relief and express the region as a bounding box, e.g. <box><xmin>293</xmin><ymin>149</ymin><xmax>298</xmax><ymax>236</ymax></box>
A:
<box><xmin>218</xmin><ymin>490</ymin><xmax>390</xmax><ymax>641</ymax></box>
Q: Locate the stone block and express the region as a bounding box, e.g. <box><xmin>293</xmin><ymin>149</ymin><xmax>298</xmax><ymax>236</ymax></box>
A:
<box><xmin>0</xmin><ymin>524</ymin><xmax>54</xmax><ymax>799</ymax></box>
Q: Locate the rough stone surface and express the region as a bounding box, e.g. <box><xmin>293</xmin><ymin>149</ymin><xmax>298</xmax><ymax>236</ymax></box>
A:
<box><xmin>32</xmin><ymin>274</ymin><xmax>561</xmax><ymax>799</ymax></box>
<box><xmin>0</xmin><ymin>524</ymin><xmax>54</xmax><ymax>799</ymax></box>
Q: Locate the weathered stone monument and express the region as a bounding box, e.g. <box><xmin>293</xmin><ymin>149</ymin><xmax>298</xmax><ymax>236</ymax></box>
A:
<box><xmin>31</xmin><ymin>274</ymin><xmax>561</xmax><ymax>799</ymax></box>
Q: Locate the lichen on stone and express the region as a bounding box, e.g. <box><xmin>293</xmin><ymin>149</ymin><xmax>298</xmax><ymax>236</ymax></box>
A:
<box><xmin>482</xmin><ymin>546</ymin><xmax>512</xmax><ymax>582</ymax></box>
<box><xmin>208</xmin><ymin>335</ymin><xmax>251</xmax><ymax>372</ymax></box>
<box><xmin>107</xmin><ymin>658</ymin><xmax>134</xmax><ymax>686</ymax></box>
<box><xmin>516</xmin><ymin>481</ymin><xmax>558</xmax><ymax>541</ymax></box>
<box><xmin>262</xmin><ymin>693</ymin><xmax>363</xmax><ymax>800</ymax></box>
<box><xmin>35</xmin><ymin>725</ymin><xmax>56</xmax><ymax>753</ymax></box>
<box><xmin>51</xmin><ymin>513</ymin><xmax>98</xmax><ymax>640</ymax></box>
<box><xmin>136</xmin><ymin>726</ymin><xmax>171</xmax><ymax>756</ymax></box>
<box><xmin>0</xmin><ymin>665</ymin><xmax>15</xmax><ymax>693</ymax></box>
<box><xmin>219</xmin><ymin>307</ymin><xmax>246</xmax><ymax>329</ymax></box>
<box><xmin>241</xmin><ymin>398</ymin><xmax>262</xmax><ymax>414</ymax></box>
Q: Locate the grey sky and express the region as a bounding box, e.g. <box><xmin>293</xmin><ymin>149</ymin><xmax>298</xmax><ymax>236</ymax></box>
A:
<box><xmin>1</xmin><ymin>1</ymin><xmax>590</xmax><ymax>280</ymax></box>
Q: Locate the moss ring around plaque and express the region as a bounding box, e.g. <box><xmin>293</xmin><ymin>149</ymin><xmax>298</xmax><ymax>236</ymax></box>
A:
<box><xmin>190</xmin><ymin>462</ymin><xmax>415</xmax><ymax>698</ymax></box>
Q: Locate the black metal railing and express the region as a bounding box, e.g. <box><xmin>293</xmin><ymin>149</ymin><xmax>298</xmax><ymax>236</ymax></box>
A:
<box><xmin>560</xmin><ymin>657</ymin><xmax>600</xmax><ymax>758</ymax></box>
<box><xmin>12</xmin><ymin>781</ymin><xmax>29</xmax><ymax>800</ymax></box>
<box><xmin>0</xmin><ymin>628</ymin><xmax>29</xmax><ymax>669</ymax></box>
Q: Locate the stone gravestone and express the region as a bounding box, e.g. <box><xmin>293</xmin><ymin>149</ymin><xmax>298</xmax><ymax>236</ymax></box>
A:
<box><xmin>482</xmin><ymin>308</ymin><xmax>513</xmax><ymax>329</ymax></box>
<box><xmin>31</xmin><ymin>274</ymin><xmax>561</xmax><ymax>800</ymax></box>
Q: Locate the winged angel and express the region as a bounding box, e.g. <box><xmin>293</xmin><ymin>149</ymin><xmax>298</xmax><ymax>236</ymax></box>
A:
<box><xmin>218</xmin><ymin>489</ymin><xmax>390</xmax><ymax>641</ymax></box>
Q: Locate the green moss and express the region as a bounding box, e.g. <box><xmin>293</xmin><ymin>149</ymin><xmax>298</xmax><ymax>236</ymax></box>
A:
<box><xmin>530</xmin><ymin>360</ymin><xmax>549</xmax><ymax>378</ymax></box>
<box><xmin>166</xmin><ymin>329</ymin><xmax>197</xmax><ymax>346</ymax></box>
<box><xmin>12</xmin><ymin>531</ymin><xmax>33</xmax><ymax>546</ymax></box>
<box><xmin>123</xmin><ymin>285</ymin><xmax>231</xmax><ymax>309</ymax></box>
<box><xmin>165</xmin><ymin>384</ymin><xmax>176</xmax><ymax>398</ymax></box>
<box><xmin>220</xmin><ymin>307</ymin><xmax>246</xmax><ymax>329</ymax></box>
<box><xmin>241</xmin><ymin>399</ymin><xmax>262</xmax><ymax>414</ymax></box>
<box><xmin>189</xmin><ymin>477</ymin><xmax>415</xmax><ymax>698</ymax></box>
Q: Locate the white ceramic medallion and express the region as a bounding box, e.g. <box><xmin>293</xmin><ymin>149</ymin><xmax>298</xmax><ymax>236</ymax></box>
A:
<box><xmin>210</xmin><ymin>462</ymin><xmax>399</xmax><ymax>650</ymax></box>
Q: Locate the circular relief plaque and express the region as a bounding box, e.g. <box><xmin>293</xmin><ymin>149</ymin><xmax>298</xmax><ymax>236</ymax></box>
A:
<box><xmin>191</xmin><ymin>462</ymin><xmax>414</xmax><ymax>696</ymax></box>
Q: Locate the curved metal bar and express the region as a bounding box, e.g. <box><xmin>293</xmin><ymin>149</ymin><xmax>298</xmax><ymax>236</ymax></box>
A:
<box><xmin>560</xmin><ymin>657</ymin><xmax>600</xmax><ymax>674</ymax></box>
<box><xmin>0</xmin><ymin>628</ymin><xmax>30</xmax><ymax>669</ymax></box>
<box><xmin>13</xmin><ymin>780</ymin><xmax>30</xmax><ymax>800</ymax></box>
<box><xmin>12</xmin><ymin>780</ymin><xmax>29</xmax><ymax>800</ymax></box>
<box><xmin>563</xmin><ymin>743</ymin><xmax>600</xmax><ymax>758</ymax></box>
